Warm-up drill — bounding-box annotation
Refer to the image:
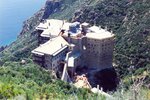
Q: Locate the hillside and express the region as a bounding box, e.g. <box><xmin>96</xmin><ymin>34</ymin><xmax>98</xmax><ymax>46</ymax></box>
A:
<box><xmin>0</xmin><ymin>61</ymin><xmax>100</xmax><ymax>99</ymax></box>
<box><xmin>72</xmin><ymin>0</ymin><xmax>150</xmax><ymax>86</ymax></box>
<box><xmin>0</xmin><ymin>0</ymin><xmax>150</xmax><ymax>99</ymax></box>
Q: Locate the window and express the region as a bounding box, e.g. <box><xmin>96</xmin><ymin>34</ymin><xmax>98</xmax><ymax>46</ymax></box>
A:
<box><xmin>52</xmin><ymin>57</ymin><xmax>55</xmax><ymax>60</ymax></box>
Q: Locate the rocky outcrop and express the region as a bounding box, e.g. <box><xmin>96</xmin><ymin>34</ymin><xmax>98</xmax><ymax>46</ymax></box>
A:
<box><xmin>0</xmin><ymin>46</ymin><xmax>7</xmax><ymax>52</ymax></box>
<box><xmin>19</xmin><ymin>0</ymin><xmax>63</xmax><ymax>36</ymax></box>
<box><xmin>42</xmin><ymin>0</ymin><xmax>62</xmax><ymax>19</ymax></box>
<box><xmin>19</xmin><ymin>9</ymin><xmax>44</xmax><ymax>35</ymax></box>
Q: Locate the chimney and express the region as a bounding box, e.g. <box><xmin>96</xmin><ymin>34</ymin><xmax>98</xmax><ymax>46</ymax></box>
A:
<box><xmin>81</xmin><ymin>22</ymin><xmax>89</xmax><ymax>35</ymax></box>
<box><xmin>99</xmin><ymin>26</ymin><xmax>101</xmax><ymax>30</ymax></box>
<box><xmin>105</xmin><ymin>26</ymin><xmax>108</xmax><ymax>31</ymax></box>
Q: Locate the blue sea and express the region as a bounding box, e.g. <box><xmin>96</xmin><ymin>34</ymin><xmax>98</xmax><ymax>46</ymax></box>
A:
<box><xmin>0</xmin><ymin>0</ymin><xmax>46</xmax><ymax>46</ymax></box>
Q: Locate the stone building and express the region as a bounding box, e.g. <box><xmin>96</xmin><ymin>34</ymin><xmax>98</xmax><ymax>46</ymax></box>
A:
<box><xmin>83</xmin><ymin>26</ymin><xmax>114</xmax><ymax>70</ymax></box>
<box><xmin>32</xmin><ymin>36</ymin><xmax>69</xmax><ymax>72</ymax></box>
<box><xmin>32</xmin><ymin>19</ymin><xmax>114</xmax><ymax>74</ymax></box>
<box><xmin>35</xmin><ymin>19</ymin><xmax>64</xmax><ymax>44</ymax></box>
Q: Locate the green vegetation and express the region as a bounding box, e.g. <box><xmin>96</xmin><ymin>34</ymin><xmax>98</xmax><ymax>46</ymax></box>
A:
<box><xmin>0</xmin><ymin>0</ymin><xmax>150</xmax><ymax>99</ymax></box>
<box><xmin>49</xmin><ymin>0</ymin><xmax>100</xmax><ymax>20</ymax></box>
<box><xmin>113</xmin><ymin>85</ymin><xmax>150</xmax><ymax>100</ymax></box>
<box><xmin>0</xmin><ymin>61</ymin><xmax>100</xmax><ymax>99</ymax></box>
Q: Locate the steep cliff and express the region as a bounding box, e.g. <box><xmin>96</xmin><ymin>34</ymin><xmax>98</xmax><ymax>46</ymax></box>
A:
<box><xmin>20</xmin><ymin>0</ymin><xmax>63</xmax><ymax>36</ymax></box>
<box><xmin>42</xmin><ymin>0</ymin><xmax>62</xmax><ymax>19</ymax></box>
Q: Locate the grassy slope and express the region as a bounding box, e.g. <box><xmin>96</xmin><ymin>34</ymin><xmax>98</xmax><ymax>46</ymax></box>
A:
<box><xmin>49</xmin><ymin>0</ymin><xmax>102</xmax><ymax>20</ymax></box>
